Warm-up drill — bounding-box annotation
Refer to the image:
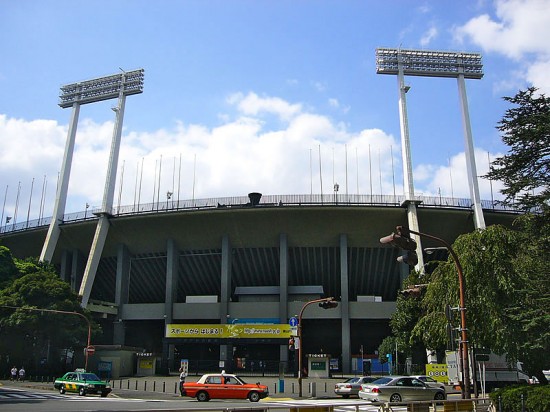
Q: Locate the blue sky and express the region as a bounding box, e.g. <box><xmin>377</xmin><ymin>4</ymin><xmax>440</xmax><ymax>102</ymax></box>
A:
<box><xmin>1</xmin><ymin>0</ymin><xmax>549</xmax><ymax>223</ymax></box>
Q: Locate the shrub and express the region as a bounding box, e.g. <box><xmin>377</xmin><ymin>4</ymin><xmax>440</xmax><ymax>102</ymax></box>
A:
<box><xmin>489</xmin><ymin>385</ymin><xmax>550</xmax><ymax>412</ymax></box>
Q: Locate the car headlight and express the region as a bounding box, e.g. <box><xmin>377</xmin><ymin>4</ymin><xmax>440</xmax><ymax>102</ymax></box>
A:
<box><xmin>87</xmin><ymin>384</ymin><xmax>96</xmax><ymax>388</ymax></box>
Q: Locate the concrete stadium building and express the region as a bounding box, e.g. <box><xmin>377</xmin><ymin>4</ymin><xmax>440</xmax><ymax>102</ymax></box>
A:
<box><xmin>0</xmin><ymin>49</ymin><xmax>515</xmax><ymax>377</ymax></box>
<box><xmin>0</xmin><ymin>192</ymin><xmax>519</xmax><ymax>375</ymax></box>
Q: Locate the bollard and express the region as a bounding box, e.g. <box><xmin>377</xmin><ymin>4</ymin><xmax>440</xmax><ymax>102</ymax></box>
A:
<box><xmin>498</xmin><ymin>395</ymin><xmax>502</xmax><ymax>412</ymax></box>
<box><xmin>135</xmin><ymin>380</ymin><xmax>138</xmax><ymax>390</ymax></box>
<box><xmin>144</xmin><ymin>381</ymin><xmax>147</xmax><ymax>391</ymax></box>
<box><xmin>163</xmin><ymin>381</ymin><xmax>166</xmax><ymax>392</ymax></box>
<box><xmin>174</xmin><ymin>381</ymin><xmax>177</xmax><ymax>394</ymax></box>
<box><xmin>119</xmin><ymin>379</ymin><xmax>122</xmax><ymax>389</ymax></box>
<box><xmin>127</xmin><ymin>379</ymin><xmax>130</xmax><ymax>389</ymax></box>
<box><xmin>153</xmin><ymin>381</ymin><xmax>156</xmax><ymax>392</ymax></box>
<box><xmin>292</xmin><ymin>382</ymin><xmax>295</xmax><ymax>394</ymax></box>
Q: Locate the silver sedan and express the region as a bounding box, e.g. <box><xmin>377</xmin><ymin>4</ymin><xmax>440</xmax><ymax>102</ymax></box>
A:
<box><xmin>334</xmin><ymin>376</ymin><xmax>379</xmax><ymax>398</ymax></box>
<box><xmin>358</xmin><ymin>376</ymin><xmax>446</xmax><ymax>403</ymax></box>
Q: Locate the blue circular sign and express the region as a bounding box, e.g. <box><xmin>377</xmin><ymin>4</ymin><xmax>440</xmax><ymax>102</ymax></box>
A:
<box><xmin>289</xmin><ymin>317</ymin><xmax>298</xmax><ymax>327</ymax></box>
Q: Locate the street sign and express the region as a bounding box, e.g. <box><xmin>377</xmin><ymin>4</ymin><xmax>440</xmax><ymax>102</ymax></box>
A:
<box><xmin>289</xmin><ymin>317</ymin><xmax>298</xmax><ymax>327</ymax></box>
<box><xmin>86</xmin><ymin>345</ymin><xmax>95</xmax><ymax>355</ymax></box>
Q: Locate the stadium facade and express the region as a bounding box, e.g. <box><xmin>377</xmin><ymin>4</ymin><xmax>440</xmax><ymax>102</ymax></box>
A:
<box><xmin>0</xmin><ymin>192</ymin><xmax>519</xmax><ymax>375</ymax></box>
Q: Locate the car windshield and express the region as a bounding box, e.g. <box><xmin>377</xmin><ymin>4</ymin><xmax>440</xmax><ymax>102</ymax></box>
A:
<box><xmin>371</xmin><ymin>377</ymin><xmax>393</xmax><ymax>385</ymax></box>
<box><xmin>81</xmin><ymin>373</ymin><xmax>101</xmax><ymax>381</ymax></box>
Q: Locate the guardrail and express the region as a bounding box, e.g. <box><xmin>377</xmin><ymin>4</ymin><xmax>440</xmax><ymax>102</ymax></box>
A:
<box><xmin>0</xmin><ymin>193</ymin><xmax>524</xmax><ymax>235</ymax></box>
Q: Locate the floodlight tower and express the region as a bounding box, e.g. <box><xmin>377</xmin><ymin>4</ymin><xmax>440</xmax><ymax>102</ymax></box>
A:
<box><xmin>40</xmin><ymin>69</ymin><xmax>144</xmax><ymax>307</ymax></box>
<box><xmin>376</xmin><ymin>48</ymin><xmax>486</xmax><ymax>234</ymax></box>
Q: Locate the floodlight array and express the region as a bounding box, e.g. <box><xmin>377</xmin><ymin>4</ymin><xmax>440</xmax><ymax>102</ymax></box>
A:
<box><xmin>376</xmin><ymin>48</ymin><xmax>483</xmax><ymax>79</ymax></box>
<box><xmin>59</xmin><ymin>69</ymin><xmax>144</xmax><ymax>108</ymax></box>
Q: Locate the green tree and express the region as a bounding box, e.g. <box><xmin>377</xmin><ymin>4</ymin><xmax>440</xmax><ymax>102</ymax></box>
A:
<box><xmin>0</xmin><ymin>253</ymin><xmax>98</xmax><ymax>375</ymax></box>
<box><xmin>485</xmin><ymin>87</ymin><xmax>550</xmax><ymax>212</ymax></box>
<box><xmin>414</xmin><ymin>225</ymin><xmax>548</xmax><ymax>383</ymax></box>
<box><xmin>378</xmin><ymin>271</ymin><xmax>435</xmax><ymax>374</ymax></box>
<box><xmin>484</xmin><ymin>87</ymin><xmax>550</xmax><ymax>383</ymax></box>
<box><xmin>0</xmin><ymin>245</ymin><xmax>18</xmax><ymax>288</ymax></box>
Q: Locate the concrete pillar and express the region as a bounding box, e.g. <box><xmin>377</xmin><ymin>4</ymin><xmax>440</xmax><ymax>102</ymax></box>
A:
<box><xmin>279</xmin><ymin>233</ymin><xmax>289</xmax><ymax>367</ymax></box>
<box><xmin>60</xmin><ymin>249</ymin><xmax>70</xmax><ymax>284</ymax></box>
<box><xmin>71</xmin><ymin>249</ymin><xmax>85</xmax><ymax>292</ymax></box>
<box><xmin>220</xmin><ymin>235</ymin><xmax>232</xmax><ymax>370</ymax></box>
<box><xmin>163</xmin><ymin>239</ymin><xmax>179</xmax><ymax>372</ymax></box>
<box><xmin>114</xmin><ymin>244</ymin><xmax>130</xmax><ymax>345</ymax></box>
<box><xmin>340</xmin><ymin>234</ymin><xmax>351</xmax><ymax>374</ymax></box>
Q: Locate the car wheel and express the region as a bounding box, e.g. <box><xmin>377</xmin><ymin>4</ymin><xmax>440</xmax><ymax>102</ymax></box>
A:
<box><xmin>434</xmin><ymin>391</ymin><xmax>446</xmax><ymax>400</ymax></box>
<box><xmin>101</xmin><ymin>391</ymin><xmax>109</xmax><ymax>398</ymax></box>
<box><xmin>196</xmin><ymin>391</ymin><xmax>209</xmax><ymax>402</ymax></box>
<box><xmin>59</xmin><ymin>385</ymin><xmax>65</xmax><ymax>395</ymax></box>
<box><xmin>78</xmin><ymin>387</ymin><xmax>86</xmax><ymax>396</ymax></box>
<box><xmin>248</xmin><ymin>391</ymin><xmax>260</xmax><ymax>402</ymax></box>
<box><xmin>342</xmin><ymin>394</ymin><xmax>350</xmax><ymax>399</ymax></box>
<box><xmin>389</xmin><ymin>393</ymin><xmax>402</xmax><ymax>402</ymax></box>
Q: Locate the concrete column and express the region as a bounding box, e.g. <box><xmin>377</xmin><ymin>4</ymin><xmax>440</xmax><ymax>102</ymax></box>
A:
<box><xmin>165</xmin><ymin>239</ymin><xmax>179</xmax><ymax>322</ymax></box>
<box><xmin>164</xmin><ymin>239</ymin><xmax>179</xmax><ymax>372</ymax></box>
<box><xmin>71</xmin><ymin>249</ymin><xmax>85</xmax><ymax>292</ymax></box>
<box><xmin>60</xmin><ymin>249</ymin><xmax>70</xmax><ymax>284</ymax></box>
<box><xmin>220</xmin><ymin>235</ymin><xmax>232</xmax><ymax>370</ymax></box>
<box><xmin>114</xmin><ymin>244</ymin><xmax>130</xmax><ymax>345</ymax></box>
<box><xmin>457</xmin><ymin>72</ymin><xmax>486</xmax><ymax>230</ymax></box>
<box><xmin>340</xmin><ymin>234</ymin><xmax>351</xmax><ymax>374</ymax></box>
<box><xmin>40</xmin><ymin>103</ymin><xmax>80</xmax><ymax>263</ymax></box>
<box><xmin>279</xmin><ymin>233</ymin><xmax>289</xmax><ymax>366</ymax></box>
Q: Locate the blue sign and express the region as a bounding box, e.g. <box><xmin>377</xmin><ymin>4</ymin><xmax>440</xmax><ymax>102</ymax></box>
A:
<box><xmin>289</xmin><ymin>317</ymin><xmax>298</xmax><ymax>327</ymax></box>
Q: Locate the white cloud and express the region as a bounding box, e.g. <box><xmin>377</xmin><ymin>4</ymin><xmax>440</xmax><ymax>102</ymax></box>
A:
<box><xmin>420</xmin><ymin>26</ymin><xmax>438</xmax><ymax>46</ymax></box>
<box><xmin>454</xmin><ymin>0</ymin><xmax>550</xmax><ymax>92</ymax></box>
<box><xmin>415</xmin><ymin>148</ymin><xmax>505</xmax><ymax>201</ymax></box>
<box><xmin>227</xmin><ymin>92</ymin><xmax>302</xmax><ymax>121</ymax></box>
<box><xmin>0</xmin><ymin>96</ymin><xmax>402</xmax><ymax>221</ymax></box>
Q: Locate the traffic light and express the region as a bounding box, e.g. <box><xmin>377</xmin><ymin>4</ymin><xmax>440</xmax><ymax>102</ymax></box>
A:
<box><xmin>319</xmin><ymin>300</ymin><xmax>338</xmax><ymax>309</ymax></box>
<box><xmin>397</xmin><ymin>250</ymin><xmax>418</xmax><ymax>266</ymax></box>
<box><xmin>400</xmin><ymin>286</ymin><xmax>423</xmax><ymax>297</ymax></box>
<box><xmin>379</xmin><ymin>225</ymin><xmax>418</xmax><ymax>266</ymax></box>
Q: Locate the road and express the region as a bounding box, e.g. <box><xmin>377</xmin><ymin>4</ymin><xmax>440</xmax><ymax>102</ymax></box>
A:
<box><xmin>0</xmin><ymin>385</ymin><xmax>407</xmax><ymax>412</ymax></box>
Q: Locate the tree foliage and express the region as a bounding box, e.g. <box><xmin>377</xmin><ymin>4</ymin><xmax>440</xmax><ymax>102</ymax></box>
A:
<box><xmin>0</xmin><ymin>246</ymin><xmax>18</xmax><ymax>288</ymax></box>
<box><xmin>414</xmin><ymin>224</ymin><xmax>549</xmax><ymax>382</ymax></box>
<box><xmin>485</xmin><ymin>87</ymin><xmax>550</xmax><ymax>212</ymax></box>
<box><xmin>381</xmin><ymin>88</ymin><xmax>550</xmax><ymax>383</ymax></box>
<box><xmin>0</xmin><ymin>252</ymin><xmax>98</xmax><ymax>374</ymax></box>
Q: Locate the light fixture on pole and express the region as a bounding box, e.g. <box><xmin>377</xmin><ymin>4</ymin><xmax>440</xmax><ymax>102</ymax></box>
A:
<box><xmin>379</xmin><ymin>226</ymin><xmax>471</xmax><ymax>399</ymax></box>
<box><xmin>297</xmin><ymin>297</ymin><xmax>338</xmax><ymax>397</ymax></box>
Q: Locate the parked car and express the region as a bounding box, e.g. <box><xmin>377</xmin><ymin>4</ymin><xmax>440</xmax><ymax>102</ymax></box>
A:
<box><xmin>54</xmin><ymin>370</ymin><xmax>111</xmax><ymax>397</ymax></box>
<box><xmin>359</xmin><ymin>376</ymin><xmax>446</xmax><ymax>403</ymax></box>
<box><xmin>410</xmin><ymin>375</ymin><xmax>446</xmax><ymax>392</ymax></box>
<box><xmin>180</xmin><ymin>372</ymin><xmax>269</xmax><ymax>402</ymax></box>
<box><xmin>334</xmin><ymin>376</ymin><xmax>379</xmax><ymax>398</ymax></box>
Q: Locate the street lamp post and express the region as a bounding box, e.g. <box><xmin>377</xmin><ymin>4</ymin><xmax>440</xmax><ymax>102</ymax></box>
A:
<box><xmin>379</xmin><ymin>226</ymin><xmax>471</xmax><ymax>399</ymax></box>
<box><xmin>297</xmin><ymin>297</ymin><xmax>338</xmax><ymax>397</ymax></box>
<box><xmin>1</xmin><ymin>305</ymin><xmax>92</xmax><ymax>371</ymax></box>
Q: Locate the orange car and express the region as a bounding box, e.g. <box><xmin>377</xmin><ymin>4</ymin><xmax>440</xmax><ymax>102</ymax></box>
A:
<box><xmin>181</xmin><ymin>372</ymin><xmax>269</xmax><ymax>402</ymax></box>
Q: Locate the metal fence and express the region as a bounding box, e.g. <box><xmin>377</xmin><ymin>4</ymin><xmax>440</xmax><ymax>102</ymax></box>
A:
<box><xmin>0</xmin><ymin>193</ymin><xmax>524</xmax><ymax>235</ymax></box>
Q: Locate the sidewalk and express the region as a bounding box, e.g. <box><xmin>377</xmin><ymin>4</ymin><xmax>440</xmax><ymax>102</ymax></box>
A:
<box><xmin>0</xmin><ymin>376</ymin><xmax>339</xmax><ymax>400</ymax></box>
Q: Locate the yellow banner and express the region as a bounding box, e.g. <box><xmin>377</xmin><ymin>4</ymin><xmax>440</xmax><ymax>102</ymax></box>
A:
<box><xmin>425</xmin><ymin>363</ymin><xmax>448</xmax><ymax>383</ymax></box>
<box><xmin>166</xmin><ymin>324</ymin><xmax>292</xmax><ymax>339</ymax></box>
